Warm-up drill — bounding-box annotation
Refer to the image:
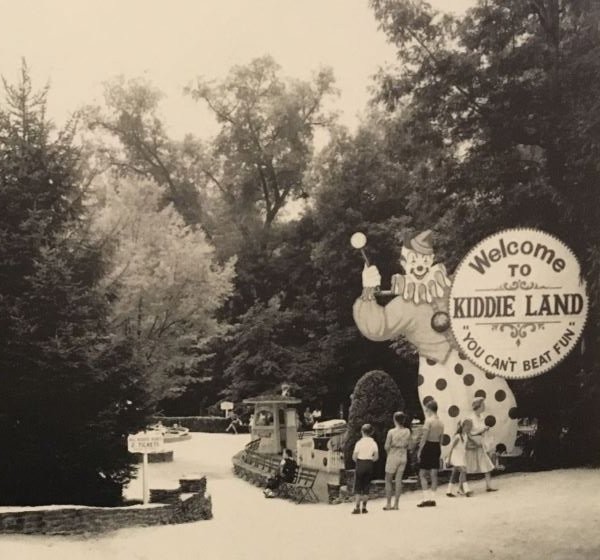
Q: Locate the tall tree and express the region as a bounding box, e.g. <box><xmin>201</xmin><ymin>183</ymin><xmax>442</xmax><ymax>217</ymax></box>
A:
<box><xmin>92</xmin><ymin>177</ymin><xmax>235</xmax><ymax>400</ymax></box>
<box><xmin>185</xmin><ymin>55</ymin><xmax>337</xmax><ymax>254</ymax></box>
<box><xmin>0</xmin><ymin>64</ymin><xmax>151</xmax><ymax>506</ymax></box>
<box><xmin>206</xmin><ymin>119</ymin><xmax>423</xmax><ymax>414</ymax></box>
<box><xmin>84</xmin><ymin>77</ymin><xmax>206</xmax><ymax>226</ymax></box>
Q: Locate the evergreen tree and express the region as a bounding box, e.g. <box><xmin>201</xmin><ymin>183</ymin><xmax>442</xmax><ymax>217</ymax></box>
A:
<box><xmin>0</xmin><ymin>64</ymin><xmax>151</xmax><ymax>506</ymax></box>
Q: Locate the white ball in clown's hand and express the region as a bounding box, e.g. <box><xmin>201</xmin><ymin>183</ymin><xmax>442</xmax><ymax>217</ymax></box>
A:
<box><xmin>350</xmin><ymin>232</ymin><xmax>367</xmax><ymax>249</ymax></box>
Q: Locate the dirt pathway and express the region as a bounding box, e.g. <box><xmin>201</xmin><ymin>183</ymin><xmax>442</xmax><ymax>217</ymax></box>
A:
<box><xmin>1</xmin><ymin>434</ymin><xmax>599</xmax><ymax>560</ymax></box>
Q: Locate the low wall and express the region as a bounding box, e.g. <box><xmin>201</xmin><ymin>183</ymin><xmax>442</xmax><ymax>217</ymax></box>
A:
<box><xmin>151</xmin><ymin>416</ymin><xmax>231</xmax><ymax>433</ymax></box>
<box><xmin>0</xmin><ymin>477</ymin><xmax>212</xmax><ymax>535</ymax></box>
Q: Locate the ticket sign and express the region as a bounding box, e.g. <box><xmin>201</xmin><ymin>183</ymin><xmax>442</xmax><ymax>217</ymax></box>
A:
<box><xmin>127</xmin><ymin>432</ymin><xmax>164</xmax><ymax>454</ymax></box>
<box><xmin>220</xmin><ymin>401</ymin><xmax>234</xmax><ymax>411</ymax></box>
<box><xmin>450</xmin><ymin>229</ymin><xmax>588</xmax><ymax>379</ymax></box>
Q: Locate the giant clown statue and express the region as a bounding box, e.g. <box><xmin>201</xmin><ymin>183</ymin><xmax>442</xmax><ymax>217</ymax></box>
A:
<box><xmin>352</xmin><ymin>230</ymin><xmax>518</xmax><ymax>457</ymax></box>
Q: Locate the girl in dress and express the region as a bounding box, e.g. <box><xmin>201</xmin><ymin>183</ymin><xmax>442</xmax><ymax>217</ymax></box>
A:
<box><xmin>467</xmin><ymin>398</ymin><xmax>498</xmax><ymax>492</ymax></box>
<box><xmin>383</xmin><ymin>412</ymin><xmax>411</xmax><ymax>510</ymax></box>
<box><xmin>446</xmin><ymin>419</ymin><xmax>473</xmax><ymax>497</ymax></box>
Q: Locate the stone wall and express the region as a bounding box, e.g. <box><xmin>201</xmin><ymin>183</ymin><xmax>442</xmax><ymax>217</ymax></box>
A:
<box><xmin>0</xmin><ymin>476</ymin><xmax>212</xmax><ymax>535</ymax></box>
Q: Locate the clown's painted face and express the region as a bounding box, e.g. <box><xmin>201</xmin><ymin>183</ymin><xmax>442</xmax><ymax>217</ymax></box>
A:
<box><xmin>401</xmin><ymin>247</ymin><xmax>434</xmax><ymax>282</ymax></box>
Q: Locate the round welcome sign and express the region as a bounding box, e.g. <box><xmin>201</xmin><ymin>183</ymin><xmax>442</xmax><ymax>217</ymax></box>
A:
<box><xmin>450</xmin><ymin>229</ymin><xmax>588</xmax><ymax>379</ymax></box>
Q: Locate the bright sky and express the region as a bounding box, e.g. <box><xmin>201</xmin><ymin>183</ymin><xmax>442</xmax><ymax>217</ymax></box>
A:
<box><xmin>0</xmin><ymin>0</ymin><xmax>474</xmax><ymax>139</ymax></box>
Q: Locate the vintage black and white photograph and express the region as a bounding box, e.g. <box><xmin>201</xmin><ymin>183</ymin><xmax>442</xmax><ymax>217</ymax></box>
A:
<box><xmin>0</xmin><ymin>1</ymin><xmax>598</xmax><ymax>559</ymax></box>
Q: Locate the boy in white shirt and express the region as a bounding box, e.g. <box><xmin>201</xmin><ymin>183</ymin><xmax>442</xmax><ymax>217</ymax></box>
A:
<box><xmin>351</xmin><ymin>424</ymin><xmax>379</xmax><ymax>514</ymax></box>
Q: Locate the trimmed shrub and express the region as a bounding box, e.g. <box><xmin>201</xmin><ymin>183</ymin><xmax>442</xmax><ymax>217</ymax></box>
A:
<box><xmin>344</xmin><ymin>370</ymin><xmax>404</xmax><ymax>477</ymax></box>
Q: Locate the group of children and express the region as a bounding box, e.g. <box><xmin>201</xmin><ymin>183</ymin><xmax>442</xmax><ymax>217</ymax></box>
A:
<box><xmin>351</xmin><ymin>396</ymin><xmax>497</xmax><ymax>514</ymax></box>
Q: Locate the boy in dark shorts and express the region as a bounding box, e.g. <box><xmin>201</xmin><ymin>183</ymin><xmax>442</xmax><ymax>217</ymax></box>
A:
<box><xmin>417</xmin><ymin>399</ymin><xmax>444</xmax><ymax>507</ymax></box>
<box><xmin>351</xmin><ymin>423</ymin><xmax>379</xmax><ymax>514</ymax></box>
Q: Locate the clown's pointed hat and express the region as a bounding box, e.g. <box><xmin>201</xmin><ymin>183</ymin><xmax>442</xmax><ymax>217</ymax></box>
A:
<box><xmin>405</xmin><ymin>230</ymin><xmax>434</xmax><ymax>255</ymax></box>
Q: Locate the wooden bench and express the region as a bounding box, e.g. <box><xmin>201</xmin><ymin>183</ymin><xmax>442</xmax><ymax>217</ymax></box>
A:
<box><xmin>241</xmin><ymin>438</ymin><xmax>261</xmax><ymax>462</ymax></box>
<box><xmin>242</xmin><ymin>451</ymin><xmax>282</xmax><ymax>486</ymax></box>
<box><xmin>279</xmin><ymin>466</ymin><xmax>319</xmax><ymax>504</ymax></box>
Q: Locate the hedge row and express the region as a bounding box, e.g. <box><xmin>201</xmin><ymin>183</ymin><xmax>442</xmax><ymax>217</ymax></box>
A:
<box><xmin>152</xmin><ymin>416</ymin><xmax>237</xmax><ymax>433</ymax></box>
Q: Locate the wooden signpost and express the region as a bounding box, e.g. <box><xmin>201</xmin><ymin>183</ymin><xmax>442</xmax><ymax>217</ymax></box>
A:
<box><xmin>220</xmin><ymin>401</ymin><xmax>234</xmax><ymax>417</ymax></box>
<box><xmin>127</xmin><ymin>431</ymin><xmax>165</xmax><ymax>504</ymax></box>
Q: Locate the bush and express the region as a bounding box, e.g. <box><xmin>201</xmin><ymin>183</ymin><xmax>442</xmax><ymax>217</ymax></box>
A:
<box><xmin>344</xmin><ymin>370</ymin><xmax>404</xmax><ymax>477</ymax></box>
<box><xmin>152</xmin><ymin>416</ymin><xmax>233</xmax><ymax>433</ymax></box>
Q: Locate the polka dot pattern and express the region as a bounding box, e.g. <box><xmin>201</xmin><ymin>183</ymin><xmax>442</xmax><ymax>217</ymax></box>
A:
<box><xmin>426</xmin><ymin>358</ymin><xmax>437</xmax><ymax>366</ymax></box>
<box><xmin>458</xmin><ymin>351</ymin><xmax>467</xmax><ymax>360</ymax></box>
<box><xmin>418</xmin><ymin>350</ymin><xmax>518</xmax><ymax>462</ymax></box>
<box><xmin>417</xmin><ymin>374</ymin><xmax>424</xmax><ymax>386</ymax></box>
<box><xmin>442</xmin><ymin>434</ymin><xmax>451</xmax><ymax>446</ymax></box>
<box><xmin>485</xmin><ymin>372</ymin><xmax>496</xmax><ymax>380</ymax></box>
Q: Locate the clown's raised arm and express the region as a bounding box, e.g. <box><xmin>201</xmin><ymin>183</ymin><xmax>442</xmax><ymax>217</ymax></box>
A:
<box><xmin>352</xmin><ymin>263</ymin><xmax>452</xmax><ymax>364</ymax></box>
<box><xmin>352</xmin><ymin>265</ymin><xmax>410</xmax><ymax>342</ymax></box>
<box><xmin>352</xmin><ymin>230</ymin><xmax>452</xmax><ymax>352</ymax></box>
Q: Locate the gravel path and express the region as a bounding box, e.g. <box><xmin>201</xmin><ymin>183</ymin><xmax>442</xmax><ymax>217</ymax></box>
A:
<box><xmin>1</xmin><ymin>433</ymin><xmax>599</xmax><ymax>560</ymax></box>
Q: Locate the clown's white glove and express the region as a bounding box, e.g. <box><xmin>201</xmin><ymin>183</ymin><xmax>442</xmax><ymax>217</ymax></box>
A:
<box><xmin>362</xmin><ymin>265</ymin><xmax>381</xmax><ymax>288</ymax></box>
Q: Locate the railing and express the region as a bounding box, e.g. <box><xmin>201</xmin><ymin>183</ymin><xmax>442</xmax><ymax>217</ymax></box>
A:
<box><xmin>297</xmin><ymin>431</ymin><xmax>315</xmax><ymax>440</ymax></box>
